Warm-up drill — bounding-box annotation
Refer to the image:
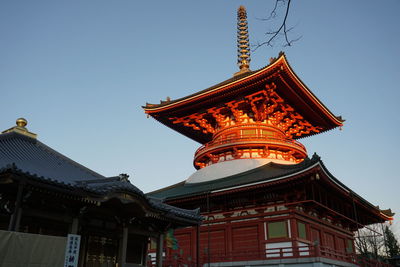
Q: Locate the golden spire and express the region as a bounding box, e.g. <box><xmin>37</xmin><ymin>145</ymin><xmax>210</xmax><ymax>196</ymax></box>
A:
<box><xmin>235</xmin><ymin>5</ymin><xmax>251</xmax><ymax>76</ymax></box>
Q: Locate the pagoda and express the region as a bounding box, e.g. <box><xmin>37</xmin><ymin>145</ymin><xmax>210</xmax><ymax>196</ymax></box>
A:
<box><xmin>144</xmin><ymin>6</ymin><xmax>393</xmax><ymax>267</ymax></box>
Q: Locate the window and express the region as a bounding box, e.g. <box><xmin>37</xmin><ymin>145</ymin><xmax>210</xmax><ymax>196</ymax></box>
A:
<box><xmin>297</xmin><ymin>222</ymin><xmax>307</xmax><ymax>239</ymax></box>
<box><xmin>261</xmin><ymin>130</ymin><xmax>274</xmax><ymax>138</ymax></box>
<box><xmin>149</xmin><ymin>238</ymin><xmax>157</xmax><ymax>250</ymax></box>
<box><xmin>311</xmin><ymin>228</ymin><xmax>321</xmax><ymax>243</ymax></box>
<box><xmin>346</xmin><ymin>239</ymin><xmax>354</xmax><ymax>253</ymax></box>
<box><xmin>267</xmin><ymin>221</ymin><xmax>287</xmax><ymax>239</ymax></box>
<box><xmin>242</xmin><ymin>129</ymin><xmax>256</xmax><ymax>137</ymax></box>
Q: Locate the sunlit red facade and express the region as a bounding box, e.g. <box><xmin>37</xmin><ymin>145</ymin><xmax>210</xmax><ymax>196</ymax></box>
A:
<box><xmin>144</xmin><ymin>7</ymin><xmax>393</xmax><ymax>267</ymax></box>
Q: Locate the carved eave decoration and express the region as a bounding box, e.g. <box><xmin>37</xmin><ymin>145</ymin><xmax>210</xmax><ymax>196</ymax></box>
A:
<box><xmin>144</xmin><ymin>53</ymin><xmax>344</xmax><ymax>144</ymax></box>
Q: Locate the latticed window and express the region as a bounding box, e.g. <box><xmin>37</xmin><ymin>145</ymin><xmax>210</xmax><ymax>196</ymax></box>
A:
<box><xmin>297</xmin><ymin>222</ymin><xmax>307</xmax><ymax>239</ymax></box>
<box><xmin>242</xmin><ymin>129</ymin><xmax>256</xmax><ymax>137</ymax></box>
<box><xmin>346</xmin><ymin>239</ymin><xmax>354</xmax><ymax>253</ymax></box>
<box><xmin>267</xmin><ymin>221</ymin><xmax>287</xmax><ymax>239</ymax></box>
<box><xmin>261</xmin><ymin>130</ymin><xmax>274</xmax><ymax>138</ymax></box>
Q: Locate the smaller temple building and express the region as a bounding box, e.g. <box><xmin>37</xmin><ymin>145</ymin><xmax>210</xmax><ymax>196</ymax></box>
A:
<box><xmin>0</xmin><ymin>118</ymin><xmax>201</xmax><ymax>267</ymax></box>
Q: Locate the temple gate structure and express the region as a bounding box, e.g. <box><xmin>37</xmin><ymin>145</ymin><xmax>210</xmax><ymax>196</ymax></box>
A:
<box><xmin>145</xmin><ymin>6</ymin><xmax>394</xmax><ymax>267</ymax></box>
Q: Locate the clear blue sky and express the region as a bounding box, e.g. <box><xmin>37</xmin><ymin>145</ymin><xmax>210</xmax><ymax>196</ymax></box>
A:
<box><xmin>1</xmin><ymin>1</ymin><xmax>399</xmax><ymax>231</ymax></box>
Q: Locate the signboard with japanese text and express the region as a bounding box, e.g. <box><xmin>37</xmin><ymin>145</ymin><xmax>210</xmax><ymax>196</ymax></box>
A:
<box><xmin>64</xmin><ymin>234</ymin><xmax>81</xmax><ymax>267</ymax></box>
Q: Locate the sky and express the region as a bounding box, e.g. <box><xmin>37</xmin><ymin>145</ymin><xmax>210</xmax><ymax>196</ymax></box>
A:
<box><xmin>1</xmin><ymin>1</ymin><xmax>399</xmax><ymax>232</ymax></box>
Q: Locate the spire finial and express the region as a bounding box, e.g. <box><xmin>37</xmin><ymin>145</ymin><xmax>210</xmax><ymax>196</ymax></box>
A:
<box><xmin>1</xmin><ymin>118</ymin><xmax>37</xmax><ymax>139</ymax></box>
<box><xmin>235</xmin><ymin>6</ymin><xmax>251</xmax><ymax>75</ymax></box>
<box><xmin>16</xmin><ymin>118</ymin><xmax>28</xmax><ymax>128</ymax></box>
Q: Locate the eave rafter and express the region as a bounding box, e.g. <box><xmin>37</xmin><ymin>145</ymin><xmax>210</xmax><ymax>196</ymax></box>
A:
<box><xmin>170</xmin><ymin>113</ymin><xmax>215</xmax><ymax>134</ymax></box>
<box><xmin>168</xmin><ymin>83</ymin><xmax>322</xmax><ymax>139</ymax></box>
<box><xmin>207</xmin><ymin>107</ymin><xmax>228</xmax><ymax>128</ymax></box>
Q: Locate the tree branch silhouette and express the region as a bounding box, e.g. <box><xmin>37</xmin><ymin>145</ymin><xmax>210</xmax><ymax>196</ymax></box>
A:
<box><xmin>253</xmin><ymin>0</ymin><xmax>301</xmax><ymax>50</ymax></box>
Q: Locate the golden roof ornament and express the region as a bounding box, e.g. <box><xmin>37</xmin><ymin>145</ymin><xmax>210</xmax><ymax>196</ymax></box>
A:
<box><xmin>1</xmin><ymin>118</ymin><xmax>37</xmax><ymax>139</ymax></box>
<box><xmin>16</xmin><ymin>118</ymin><xmax>28</xmax><ymax>127</ymax></box>
<box><xmin>234</xmin><ymin>5</ymin><xmax>251</xmax><ymax>76</ymax></box>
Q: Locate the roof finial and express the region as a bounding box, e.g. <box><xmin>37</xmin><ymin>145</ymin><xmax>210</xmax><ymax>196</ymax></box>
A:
<box><xmin>1</xmin><ymin>118</ymin><xmax>37</xmax><ymax>139</ymax></box>
<box><xmin>16</xmin><ymin>118</ymin><xmax>28</xmax><ymax>128</ymax></box>
<box><xmin>235</xmin><ymin>6</ymin><xmax>251</xmax><ymax>76</ymax></box>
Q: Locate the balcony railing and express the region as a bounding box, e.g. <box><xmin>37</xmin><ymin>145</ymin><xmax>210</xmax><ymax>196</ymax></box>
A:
<box><xmin>148</xmin><ymin>244</ymin><xmax>392</xmax><ymax>267</ymax></box>
<box><xmin>195</xmin><ymin>135</ymin><xmax>306</xmax><ymax>160</ymax></box>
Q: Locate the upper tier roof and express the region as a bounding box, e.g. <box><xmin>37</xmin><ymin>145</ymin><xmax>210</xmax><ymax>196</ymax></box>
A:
<box><xmin>144</xmin><ymin>53</ymin><xmax>344</xmax><ymax>144</ymax></box>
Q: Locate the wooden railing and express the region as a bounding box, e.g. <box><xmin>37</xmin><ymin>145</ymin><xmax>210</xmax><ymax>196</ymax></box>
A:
<box><xmin>194</xmin><ymin>135</ymin><xmax>306</xmax><ymax>159</ymax></box>
<box><xmin>148</xmin><ymin>245</ymin><xmax>393</xmax><ymax>267</ymax></box>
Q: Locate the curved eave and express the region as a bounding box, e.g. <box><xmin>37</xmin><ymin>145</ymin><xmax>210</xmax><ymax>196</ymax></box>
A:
<box><xmin>145</xmin><ymin>54</ymin><xmax>343</xmax><ymax>125</ymax></box>
<box><xmin>317</xmin><ymin>160</ymin><xmax>393</xmax><ymax>223</ymax></box>
<box><xmin>1</xmin><ymin>166</ymin><xmax>201</xmax><ymax>224</ymax></box>
<box><xmin>144</xmin><ymin>57</ymin><xmax>282</xmax><ymax>113</ymax></box>
<box><xmin>279</xmin><ymin>55</ymin><xmax>343</xmax><ymax>127</ymax></box>
<box><xmin>152</xmin><ymin>156</ymin><xmax>392</xmax><ymax>225</ymax></box>
<box><xmin>380</xmin><ymin>212</ymin><xmax>394</xmax><ymax>222</ymax></box>
<box><xmin>144</xmin><ymin>53</ymin><xmax>344</xmax><ymax>143</ymax></box>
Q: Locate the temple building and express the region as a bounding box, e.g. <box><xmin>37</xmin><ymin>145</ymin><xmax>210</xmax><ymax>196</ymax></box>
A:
<box><xmin>144</xmin><ymin>6</ymin><xmax>394</xmax><ymax>267</ymax></box>
<box><xmin>0</xmin><ymin>118</ymin><xmax>201</xmax><ymax>267</ymax></box>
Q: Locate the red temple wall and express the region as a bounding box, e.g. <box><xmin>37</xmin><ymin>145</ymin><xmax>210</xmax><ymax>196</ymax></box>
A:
<box><xmin>166</xmin><ymin>207</ymin><xmax>355</xmax><ymax>261</ymax></box>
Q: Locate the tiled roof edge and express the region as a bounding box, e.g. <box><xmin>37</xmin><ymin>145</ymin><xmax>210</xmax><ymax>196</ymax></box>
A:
<box><xmin>0</xmin><ymin>163</ymin><xmax>78</xmax><ymax>190</ymax></box>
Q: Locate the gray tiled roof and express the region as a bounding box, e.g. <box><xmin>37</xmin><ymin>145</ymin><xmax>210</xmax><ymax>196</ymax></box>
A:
<box><xmin>76</xmin><ymin>175</ymin><xmax>145</xmax><ymax>195</ymax></box>
<box><xmin>0</xmin><ymin>131</ymin><xmax>105</xmax><ymax>185</ymax></box>
<box><xmin>148</xmin><ymin>155</ymin><xmax>321</xmax><ymax>200</ymax></box>
<box><xmin>0</xmin><ymin>131</ymin><xmax>201</xmax><ymax>223</ymax></box>
<box><xmin>148</xmin><ymin>197</ymin><xmax>201</xmax><ymax>220</ymax></box>
<box><xmin>147</xmin><ymin>154</ymin><xmax>391</xmax><ymax>223</ymax></box>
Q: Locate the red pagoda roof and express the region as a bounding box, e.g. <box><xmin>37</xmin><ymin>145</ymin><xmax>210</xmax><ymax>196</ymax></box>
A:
<box><xmin>144</xmin><ymin>53</ymin><xmax>344</xmax><ymax>144</ymax></box>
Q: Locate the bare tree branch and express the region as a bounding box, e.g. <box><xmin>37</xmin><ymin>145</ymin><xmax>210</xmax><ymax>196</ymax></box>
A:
<box><xmin>253</xmin><ymin>0</ymin><xmax>300</xmax><ymax>50</ymax></box>
<box><xmin>257</xmin><ymin>0</ymin><xmax>283</xmax><ymax>21</ymax></box>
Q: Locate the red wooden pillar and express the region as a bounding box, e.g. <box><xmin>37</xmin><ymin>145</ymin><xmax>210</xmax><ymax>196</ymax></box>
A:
<box><xmin>290</xmin><ymin>217</ymin><xmax>299</xmax><ymax>257</ymax></box>
<box><xmin>314</xmin><ymin>241</ymin><xmax>321</xmax><ymax>258</ymax></box>
<box><xmin>258</xmin><ymin>220</ymin><xmax>265</xmax><ymax>259</ymax></box>
<box><xmin>226</xmin><ymin>219</ymin><xmax>233</xmax><ymax>260</ymax></box>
